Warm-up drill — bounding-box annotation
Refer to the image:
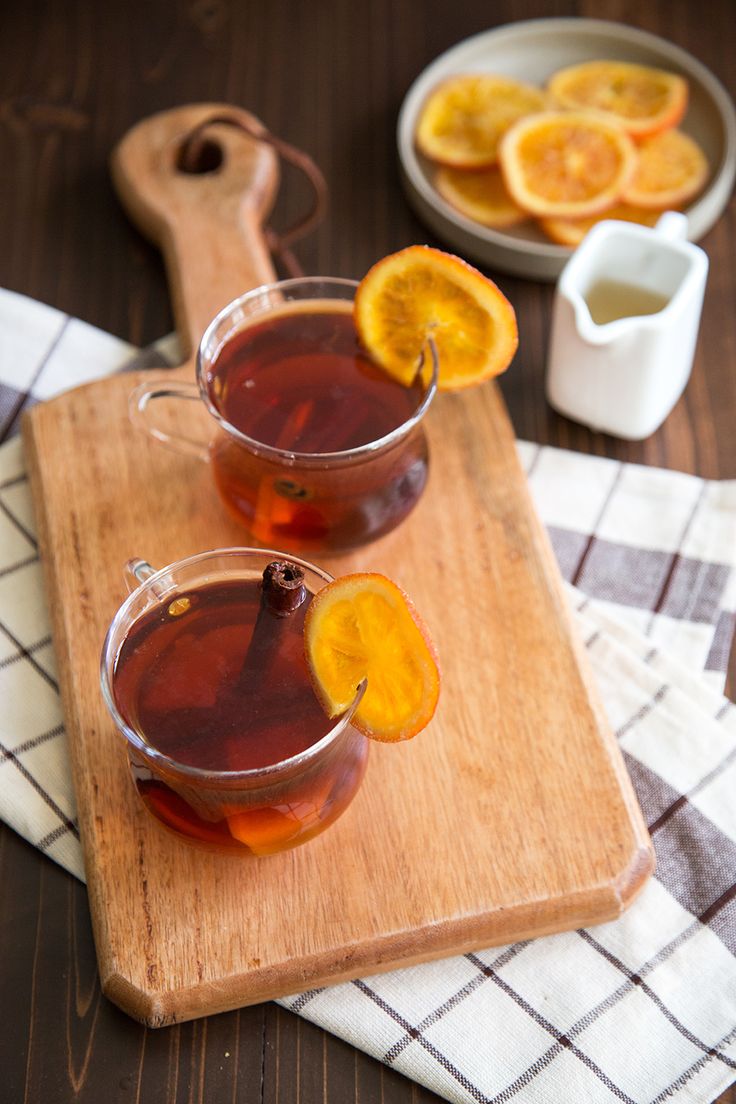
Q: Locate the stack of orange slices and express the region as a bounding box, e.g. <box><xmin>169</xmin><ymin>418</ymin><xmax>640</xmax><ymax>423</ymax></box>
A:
<box><xmin>415</xmin><ymin>60</ymin><xmax>709</xmax><ymax>246</ymax></box>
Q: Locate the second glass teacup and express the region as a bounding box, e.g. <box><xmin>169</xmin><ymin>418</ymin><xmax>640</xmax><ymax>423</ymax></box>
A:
<box><xmin>100</xmin><ymin>547</ymin><xmax>368</xmax><ymax>856</ymax></box>
<box><xmin>131</xmin><ymin>278</ymin><xmax>437</xmax><ymax>554</ymax></box>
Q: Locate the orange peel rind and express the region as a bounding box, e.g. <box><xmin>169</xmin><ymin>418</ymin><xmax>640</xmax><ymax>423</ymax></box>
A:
<box><xmin>548</xmin><ymin>60</ymin><xmax>688</xmax><ymax>139</ymax></box>
<box><xmin>499</xmin><ymin>111</ymin><xmax>637</xmax><ymax>219</ymax></box>
<box><xmin>621</xmin><ymin>128</ymin><xmax>709</xmax><ymax>209</ymax></box>
<box><xmin>539</xmin><ymin>202</ymin><xmax>664</xmax><ymax>247</ymax></box>
<box><xmin>304</xmin><ymin>573</ymin><xmax>440</xmax><ymax>743</ymax></box>
<box><xmin>416</xmin><ymin>73</ymin><xmax>549</xmax><ymax>169</ymax></box>
<box><xmin>434</xmin><ymin>164</ymin><xmax>528</xmax><ymax>228</ymax></box>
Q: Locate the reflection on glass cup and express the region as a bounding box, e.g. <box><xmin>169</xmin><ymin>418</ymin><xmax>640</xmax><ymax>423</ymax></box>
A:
<box><xmin>100</xmin><ymin>548</ymin><xmax>368</xmax><ymax>855</ymax></box>
<box><xmin>131</xmin><ymin>278</ymin><xmax>437</xmax><ymax>554</ymax></box>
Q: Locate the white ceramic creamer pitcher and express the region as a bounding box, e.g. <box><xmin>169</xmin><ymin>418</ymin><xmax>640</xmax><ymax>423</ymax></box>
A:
<box><xmin>546</xmin><ymin>212</ymin><xmax>709</xmax><ymax>440</ymax></box>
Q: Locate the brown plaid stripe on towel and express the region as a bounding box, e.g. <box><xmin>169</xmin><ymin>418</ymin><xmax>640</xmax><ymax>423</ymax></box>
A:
<box><xmin>1</xmin><ymin>287</ymin><xmax>735</xmax><ymax>1103</ymax></box>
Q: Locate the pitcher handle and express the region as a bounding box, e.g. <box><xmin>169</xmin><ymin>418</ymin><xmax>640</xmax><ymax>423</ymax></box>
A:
<box><xmin>129</xmin><ymin>379</ymin><xmax>210</xmax><ymax>462</ymax></box>
<box><xmin>654</xmin><ymin>211</ymin><xmax>689</xmax><ymax>242</ymax></box>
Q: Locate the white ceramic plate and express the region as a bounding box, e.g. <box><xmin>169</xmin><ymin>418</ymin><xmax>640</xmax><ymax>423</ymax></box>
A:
<box><xmin>398</xmin><ymin>18</ymin><xmax>736</xmax><ymax>281</ymax></box>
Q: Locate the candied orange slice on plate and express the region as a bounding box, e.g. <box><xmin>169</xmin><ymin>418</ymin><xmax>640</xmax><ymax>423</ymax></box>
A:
<box><xmin>548</xmin><ymin>60</ymin><xmax>688</xmax><ymax>139</ymax></box>
<box><xmin>354</xmin><ymin>245</ymin><xmax>518</xmax><ymax>391</ymax></box>
<box><xmin>539</xmin><ymin>202</ymin><xmax>664</xmax><ymax>247</ymax></box>
<box><xmin>622</xmin><ymin>128</ymin><xmax>709</xmax><ymax>209</ymax></box>
<box><xmin>415</xmin><ymin>73</ymin><xmax>549</xmax><ymax>168</ymax></box>
<box><xmin>304</xmin><ymin>573</ymin><xmax>440</xmax><ymax>743</ymax></box>
<box><xmin>499</xmin><ymin>111</ymin><xmax>637</xmax><ymax>219</ymax></box>
<box><xmin>434</xmin><ymin>164</ymin><xmax>528</xmax><ymax>228</ymax></box>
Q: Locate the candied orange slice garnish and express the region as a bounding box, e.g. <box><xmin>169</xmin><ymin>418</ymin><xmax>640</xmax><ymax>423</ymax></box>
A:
<box><xmin>434</xmin><ymin>165</ymin><xmax>528</xmax><ymax>228</ymax></box>
<box><xmin>304</xmin><ymin>573</ymin><xmax>440</xmax><ymax>743</ymax></box>
<box><xmin>621</xmin><ymin>128</ymin><xmax>709</xmax><ymax>209</ymax></box>
<box><xmin>416</xmin><ymin>74</ymin><xmax>549</xmax><ymax>168</ymax></box>
<box><xmin>227</xmin><ymin>793</ymin><xmax>334</xmax><ymax>854</ymax></box>
<box><xmin>354</xmin><ymin>245</ymin><xmax>518</xmax><ymax>391</ymax></box>
<box><xmin>228</xmin><ymin>806</ymin><xmax>303</xmax><ymax>854</ymax></box>
<box><xmin>499</xmin><ymin>111</ymin><xmax>637</xmax><ymax>219</ymax></box>
<box><xmin>548</xmin><ymin>60</ymin><xmax>688</xmax><ymax>139</ymax></box>
<box><xmin>539</xmin><ymin>202</ymin><xmax>664</xmax><ymax>246</ymax></box>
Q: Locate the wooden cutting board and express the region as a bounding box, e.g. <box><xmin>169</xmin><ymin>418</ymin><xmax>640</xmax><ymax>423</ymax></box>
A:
<box><xmin>22</xmin><ymin>105</ymin><xmax>653</xmax><ymax>1028</ymax></box>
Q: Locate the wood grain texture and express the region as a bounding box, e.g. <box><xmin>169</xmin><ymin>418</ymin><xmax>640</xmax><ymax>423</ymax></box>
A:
<box><xmin>23</xmin><ymin>293</ymin><xmax>652</xmax><ymax>1024</ymax></box>
<box><xmin>1</xmin><ymin>0</ymin><xmax>734</xmax><ymax>1099</ymax></box>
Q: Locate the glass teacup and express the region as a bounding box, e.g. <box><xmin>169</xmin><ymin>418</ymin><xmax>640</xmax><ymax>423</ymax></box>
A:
<box><xmin>131</xmin><ymin>278</ymin><xmax>437</xmax><ymax>554</ymax></box>
<box><xmin>100</xmin><ymin>547</ymin><xmax>368</xmax><ymax>855</ymax></box>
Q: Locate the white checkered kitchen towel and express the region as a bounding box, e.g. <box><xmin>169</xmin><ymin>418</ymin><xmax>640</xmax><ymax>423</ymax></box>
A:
<box><xmin>1</xmin><ymin>286</ymin><xmax>735</xmax><ymax>1104</ymax></box>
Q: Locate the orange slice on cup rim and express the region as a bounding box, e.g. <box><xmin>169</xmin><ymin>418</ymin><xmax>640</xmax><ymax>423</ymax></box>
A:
<box><xmin>304</xmin><ymin>573</ymin><xmax>440</xmax><ymax>743</ymax></box>
<box><xmin>354</xmin><ymin>245</ymin><xmax>518</xmax><ymax>391</ymax></box>
<box><xmin>434</xmin><ymin>164</ymin><xmax>529</xmax><ymax>228</ymax></box>
<box><xmin>539</xmin><ymin>202</ymin><xmax>664</xmax><ymax>247</ymax></box>
<box><xmin>548</xmin><ymin>60</ymin><xmax>688</xmax><ymax>139</ymax></box>
<box><xmin>499</xmin><ymin>111</ymin><xmax>637</xmax><ymax>219</ymax></box>
<box><xmin>621</xmin><ymin>128</ymin><xmax>709</xmax><ymax>209</ymax></box>
<box><xmin>415</xmin><ymin>73</ymin><xmax>549</xmax><ymax>169</ymax></box>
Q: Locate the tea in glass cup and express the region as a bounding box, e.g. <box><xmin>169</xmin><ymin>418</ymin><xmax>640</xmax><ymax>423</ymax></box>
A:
<box><xmin>100</xmin><ymin>548</ymin><xmax>368</xmax><ymax>855</ymax></box>
<box><xmin>131</xmin><ymin>278</ymin><xmax>437</xmax><ymax>554</ymax></box>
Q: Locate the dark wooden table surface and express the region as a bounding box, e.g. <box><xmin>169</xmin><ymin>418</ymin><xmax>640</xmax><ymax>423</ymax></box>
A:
<box><xmin>1</xmin><ymin>1</ymin><xmax>734</xmax><ymax>1101</ymax></box>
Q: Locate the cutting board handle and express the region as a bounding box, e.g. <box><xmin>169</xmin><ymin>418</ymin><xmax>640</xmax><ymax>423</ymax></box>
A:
<box><xmin>111</xmin><ymin>104</ymin><xmax>281</xmax><ymax>361</ymax></box>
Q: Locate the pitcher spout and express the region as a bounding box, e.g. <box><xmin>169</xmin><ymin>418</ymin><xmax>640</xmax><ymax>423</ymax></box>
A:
<box><xmin>570</xmin><ymin>292</ymin><xmax>626</xmax><ymax>347</ymax></box>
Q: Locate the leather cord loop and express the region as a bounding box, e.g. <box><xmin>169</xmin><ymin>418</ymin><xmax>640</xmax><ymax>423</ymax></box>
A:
<box><xmin>177</xmin><ymin>112</ymin><xmax>327</xmax><ymax>277</ymax></box>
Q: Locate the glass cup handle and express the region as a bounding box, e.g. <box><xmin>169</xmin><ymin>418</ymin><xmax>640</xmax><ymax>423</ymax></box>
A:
<box><xmin>124</xmin><ymin>558</ymin><xmax>157</xmax><ymax>593</ymax></box>
<box><xmin>129</xmin><ymin>379</ymin><xmax>210</xmax><ymax>462</ymax></box>
<box><xmin>123</xmin><ymin>558</ymin><xmax>175</xmax><ymax>599</ymax></box>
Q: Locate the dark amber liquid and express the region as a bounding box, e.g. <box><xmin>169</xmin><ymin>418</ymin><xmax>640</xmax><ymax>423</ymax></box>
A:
<box><xmin>205</xmin><ymin>303</ymin><xmax>430</xmax><ymax>552</ymax></box>
<box><xmin>113</xmin><ymin>578</ymin><xmax>367</xmax><ymax>854</ymax></box>
<box><xmin>207</xmin><ymin>303</ymin><xmax>424</xmax><ymax>452</ymax></box>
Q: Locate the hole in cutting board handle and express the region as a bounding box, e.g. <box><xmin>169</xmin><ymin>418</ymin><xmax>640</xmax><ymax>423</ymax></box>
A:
<box><xmin>176</xmin><ymin>137</ymin><xmax>224</xmax><ymax>174</ymax></box>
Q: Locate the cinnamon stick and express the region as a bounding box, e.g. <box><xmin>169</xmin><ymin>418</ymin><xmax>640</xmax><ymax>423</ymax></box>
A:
<box><xmin>259</xmin><ymin>560</ymin><xmax>307</xmax><ymax>615</ymax></box>
<box><xmin>237</xmin><ymin>560</ymin><xmax>307</xmax><ymax>688</ymax></box>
